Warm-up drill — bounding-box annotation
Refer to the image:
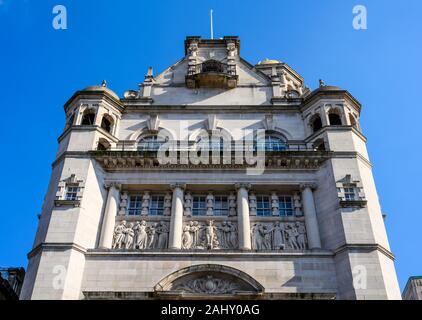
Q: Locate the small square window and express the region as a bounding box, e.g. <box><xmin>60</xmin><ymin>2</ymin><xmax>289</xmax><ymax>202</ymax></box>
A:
<box><xmin>150</xmin><ymin>195</ymin><xmax>165</xmax><ymax>215</ymax></box>
<box><xmin>65</xmin><ymin>186</ymin><xmax>79</xmax><ymax>201</ymax></box>
<box><xmin>214</xmin><ymin>196</ymin><xmax>229</xmax><ymax>216</ymax></box>
<box><xmin>344</xmin><ymin>187</ymin><xmax>356</xmax><ymax>201</ymax></box>
<box><xmin>256</xmin><ymin>195</ymin><xmax>271</xmax><ymax>216</ymax></box>
<box><xmin>192</xmin><ymin>196</ymin><xmax>207</xmax><ymax>216</ymax></box>
<box><xmin>128</xmin><ymin>195</ymin><xmax>143</xmax><ymax>215</ymax></box>
<box><xmin>278</xmin><ymin>195</ymin><xmax>294</xmax><ymax>216</ymax></box>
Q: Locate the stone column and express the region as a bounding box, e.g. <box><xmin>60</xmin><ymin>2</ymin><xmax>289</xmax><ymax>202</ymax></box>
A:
<box><xmin>236</xmin><ymin>183</ymin><xmax>251</xmax><ymax>250</ymax></box>
<box><xmin>169</xmin><ymin>183</ymin><xmax>186</xmax><ymax>249</ymax></box>
<box><xmin>300</xmin><ymin>183</ymin><xmax>322</xmax><ymax>249</ymax></box>
<box><xmin>99</xmin><ymin>182</ymin><xmax>121</xmax><ymax>249</ymax></box>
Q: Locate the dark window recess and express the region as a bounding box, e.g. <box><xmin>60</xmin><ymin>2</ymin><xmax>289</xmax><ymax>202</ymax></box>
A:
<box><xmin>329</xmin><ymin>113</ymin><xmax>342</xmax><ymax>125</ymax></box>
<box><xmin>81</xmin><ymin>113</ymin><xmax>95</xmax><ymax>125</ymax></box>
<box><xmin>101</xmin><ymin>117</ymin><xmax>112</xmax><ymax>133</ymax></box>
<box><xmin>311</xmin><ymin>116</ymin><xmax>323</xmax><ymax>133</ymax></box>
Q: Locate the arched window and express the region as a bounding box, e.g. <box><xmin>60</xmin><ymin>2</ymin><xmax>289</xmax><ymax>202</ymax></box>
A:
<box><xmin>81</xmin><ymin>109</ymin><xmax>95</xmax><ymax>125</ymax></box>
<box><xmin>255</xmin><ymin>133</ymin><xmax>287</xmax><ymax>151</ymax></box>
<box><xmin>100</xmin><ymin>114</ymin><xmax>114</xmax><ymax>134</ymax></box>
<box><xmin>138</xmin><ymin>135</ymin><xmax>167</xmax><ymax>151</ymax></box>
<box><xmin>328</xmin><ymin>111</ymin><xmax>342</xmax><ymax>125</ymax></box>
<box><xmin>349</xmin><ymin>114</ymin><xmax>358</xmax><ymax>129</ymax></box>
<box><xmin>195</xmin><ymin>136</ymin><xmax>230</xmax><ymax>152</ymax></box>
<box><xmin>310</xmin><ymin>115</ymin><xmax>323</xmax><ymax>133</ymax></box>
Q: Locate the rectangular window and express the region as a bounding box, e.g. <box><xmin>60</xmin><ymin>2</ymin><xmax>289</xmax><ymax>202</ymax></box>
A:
<box><xmin>279</xmin><ymin>195</ymin><xmax>294</xmax><ymax>216</ymax></box>
<box><xmin>256</xmin><ymin>195</ymin><xmax>271</xmax><ymax>216</ymax></box>
<box><xmin>150</xmin><ymin>195</ymin><xmax>164</xmax><ymax>215</ymax></box>
<box><xmin>214</xmin><ymin>196</ymin><xmax>228</xmax><ymax>216</ymax></box>
<box><xmin>128</xmin><ymin>195</ymin><xmax>143</xmax><ymax>215</ymax></box>
<box><xmin>192</xmin><ymin>196</ymin><xmax>207</xmax><ymax>216</ymax></box>
<box><xmin>344</xmin><ymin>187</ymin><xmax>356</xmax><ymax>201</ymax></box>
<box><xmin>65</xmin><ymin>186</ymin><xmax>79</xmax><ymax>201</ymax></box>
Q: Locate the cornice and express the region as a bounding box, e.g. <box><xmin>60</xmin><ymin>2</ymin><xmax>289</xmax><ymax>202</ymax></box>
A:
<box><xmin>27</xmin><ymin>242</ymin><xmax>87</xmax><ymax>259</ymax></box>
<box><xmin>333</xmin><ymin>243</ymin><xmax>395</xmax><ymax>261</ymax></box>
<box><xmin>63</xmin><ymin>90</ymin><xmax>124</xmax><ymax>113</ymax></box>
<box><xmin>301</xmin><ymin>89</ymin><xmax>362</xmax><ymax>113</ymax></box>
<box><xmin>304</xmin><ymin>125</ymin><xmax>367</xmax><ymax>143</ymax></box>
<box><xmin>90</xmin><ymin>150</ymin><xmax>333</xmax><ymax>171</ymax></box>
<box><xmin>57</xmin><ymin>125</ymin><xmax>119</xmax><ymax>144</ymax></box>
<box><xmin>86</xmin><ymin>248</ymin><xmax>334</xmax><ymax>259</ymax></box>
<box><xmin>121</xmin><ymin>104</ymin><xmax>303</xmax><ymax>113</ymax></box>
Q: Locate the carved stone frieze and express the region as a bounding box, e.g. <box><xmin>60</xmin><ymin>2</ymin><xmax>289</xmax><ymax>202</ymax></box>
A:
<box><xmin>181</xmin><ymin>220</ymin><xmax>238</xmax><ymax>250</ymax></box>
<box><xmin>251</xmin><ymin>221</ymin><xmax>307</xmax><ymax>250</ymax></box>
<box><xmin>112</xmin><ymin>220</ymin><xmax>169</xmax><ymax>250</ymax></box>
<box><xmin>174</xmin><ymin>275</ymin><xmax>241</xmax><ymax>294</ymax></box>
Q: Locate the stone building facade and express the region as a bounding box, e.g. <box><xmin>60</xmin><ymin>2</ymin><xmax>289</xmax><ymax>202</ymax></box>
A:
<box><xmin>402</xmin><ymin>276</ymin><xmax>422</xmax><ymax>300</ymax></box>
<box><xmin>21</xmin><ymin>36</ymin><xmax>401</xmax><ymax>300</ymax></box>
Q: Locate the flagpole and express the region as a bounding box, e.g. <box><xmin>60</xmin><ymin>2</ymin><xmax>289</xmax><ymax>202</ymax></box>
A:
<box><xmin>210</xmin><ymin>9</ymin><xmax>214</xmax><ymax>39</ymax></box>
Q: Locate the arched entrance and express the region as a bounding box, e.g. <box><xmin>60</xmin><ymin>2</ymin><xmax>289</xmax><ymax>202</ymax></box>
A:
<box><xmin>154</xmin><ymin>264</ymin><xmax>264</xmax><ymax>299</ymax></box>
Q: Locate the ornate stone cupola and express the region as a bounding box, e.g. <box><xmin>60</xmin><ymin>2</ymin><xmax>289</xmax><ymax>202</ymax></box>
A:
<box><xmin>185</xmin><ymin>36</ymin><xmax>239</xmax><ymax>89</ymax></box>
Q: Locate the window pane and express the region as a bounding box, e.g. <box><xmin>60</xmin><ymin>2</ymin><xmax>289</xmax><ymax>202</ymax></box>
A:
<box><xmin>128</xmin><ymin>195</ymin><xmax>143</xmax><ymax>215</ymax></box>
<box><xmin>256</xmin><ymin>195</ymin><xmax>271</xmax><ymax>216</ymax></box>
<box><xmin>192</xmin><ymin>196</ymin><xmax>207</xmax><ymax>216</ymax></box>
<box><xmin>279</xmin><ymin>195</ymin><xmax>294</xmax><ymax>216</ymax></box>
<box><xmin>150</xmin><ymin>195</ymin><xmax>164</xmax><ymax>215</ymax></box>
<box><xmin>65</xmin><ymin>186</ymin><xmax>78</xmax><ymax>201</ymax></box>
<box><xmin>214</xmin><ymin>195</ymin><xmax>228</xmax><ymax>216</ymax></box>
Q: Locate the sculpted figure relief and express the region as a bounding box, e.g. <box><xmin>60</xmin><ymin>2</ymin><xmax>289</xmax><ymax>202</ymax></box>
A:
<box><xmin>271</xmin><ymin>192</ymin><xmax>279</xmax><ymax>216</ymax></box>
<box><xmin>141</xmin><ymin>191</ymin><xmax>150</xmax><ymax>215</ymax></box>
<box><xmin>134</xmin><ymin>220</ymin><xmax>148</xmax><ymax>249</ymax></box>
<box><xmin>181</xmin><ymin>220</ymin><xmax>238</xmax><ymax>250</ymax></box>
<box><xmin>124</xmin><ymin>222</ymin><xmax>135</xmax><ymax>249</ymax></box>
<box><xmin>249</xmin><ymin>193</ymin><xmax>257</xmax><ymax>216</ymax></box>
<box><xmin>156</xmin><ymin>221</ymin><xmax>169</xmax><ymax>249</ymax></box>
<box><xmin>228</xmin><ymin>192</ymin><xmax>237</xmax><ymax>216</ymax></box>
<box><xmin>112</xmin><ymin>220</ymin><xmax>126</xmax><ymax>249</ymax></box>
<box><xmin>184</xmin><ymin>192</ymin><xmax>193</xmax><ymax>217</ymax></box>
<box><xmin>163</xmin><ymin>193</ymin><xmax>172</xmax><ymax>216</ymax></box>
<box><xmin>112</xmin><ymin>220</ymin><xmax>169</xmax><ymax>250</ymax></box>
<box><xmin>251</xmin><ymin>221</ymin><xmax>307</xmax><ymax>250</ymax></box>
<box><xmin>206</xmin><ymin>192</ymin><xmax>214</xmax><ymax>216</ymax></box>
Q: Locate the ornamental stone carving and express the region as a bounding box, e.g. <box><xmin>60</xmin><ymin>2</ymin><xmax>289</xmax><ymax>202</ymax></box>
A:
<box><xmin>184</xmin><ymin>192</ymin><xmax>193</xmax><ymax>216</ymax></box>
<box><xmin>112</xmin><ymin>220</ymin><xmax>169</xmax><ymax>250</ymax></box>
<box><xmin>251</xmin><ymin>221</ymin><xmax>307</xmax><ymax>250</ymax></box>
<box><xmin>293</xmin><ymin>192</ymin><xmax>302</xmax><ymax>216</ymax></box>
<box><xmin>249</xmin><ymin>192</ymin><xmax>257</xmax><ymax>216</ymax></box>
<box><xmin>271</xmin><ymin>192</ymin><xmax>279</xmax><ymax>216</ymax></box>
<box><xmin>228</xmin><ymin>192</ymin><xmax>237</xmax><ymax>216</ymax></box>
<box><xmin>163</xmin><ymin>193</ymin><xmax>172</xmax><ymax>216</ymax></box>
<box><xmin>174</xmin><ymin>275</ymin><xmax>240</xmax><ymax>294</ymax></box>
<box><xmin>206</xmin><ymin>192</ymin><xmax>214</xmax><ymax>215</ymax></box>
<box><xmin>181</xmin><ymin>220</ymin><xmax>238</xmax><ymax>250</ymax></box>
<box><xmin>141</xmin><ymin>191</ymin><xmax>150</xmax><ymax>215</ymax></box>
<box><xmin>119</xmin><ymin>192</ymin><xmax>128</xmax><ymax>215</ymax></box>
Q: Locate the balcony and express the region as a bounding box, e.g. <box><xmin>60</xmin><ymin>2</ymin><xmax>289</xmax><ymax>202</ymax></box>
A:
<box><xmin>186</xmin><ymin>60</ymin><xmax>238</xmax><ymax>89</ymax></box>
<box><xmin>90</xmin><ymin>142</ymin><xmax>332</xmax><ymax>171</ymax></box>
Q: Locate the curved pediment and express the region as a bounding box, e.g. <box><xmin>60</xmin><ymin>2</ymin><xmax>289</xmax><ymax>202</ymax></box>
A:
<box><xmin>154</xmin><ymin>264</ymin><xmax>264</xmax><ymax>297</ymax></box>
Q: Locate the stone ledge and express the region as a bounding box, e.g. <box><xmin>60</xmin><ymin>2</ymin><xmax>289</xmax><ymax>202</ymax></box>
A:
<box><xmin>85</xmin><ymin>249</ymin><xmax>334</xmax><ymax>258</ymax></box>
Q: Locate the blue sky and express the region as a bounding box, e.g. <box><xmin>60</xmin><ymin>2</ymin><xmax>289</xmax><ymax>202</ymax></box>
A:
<box><xmin>0</xmin><ymin>0</ymin><xmax>421</xmax><ymax>291</ymax></box>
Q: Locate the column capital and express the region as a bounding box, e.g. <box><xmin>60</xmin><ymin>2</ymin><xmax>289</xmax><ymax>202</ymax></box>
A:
<box><xmin>170</xmin><ymin>182</ymin><xmax>186</xmax><ymax>190</ymax></box>
<box><xmin>104</xmin><ymin>182</ymin><xmax>122</xmax><ymax>190</ymax></box>
<box><xmin>235</xmin><ymin>183</ymin><xmax>251</xmax><ymax>191</ymax></box>
<box><xmin>300</xmin><ymin>183</ymin><xmax>317</xmax><ymax>191</ymax></box>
